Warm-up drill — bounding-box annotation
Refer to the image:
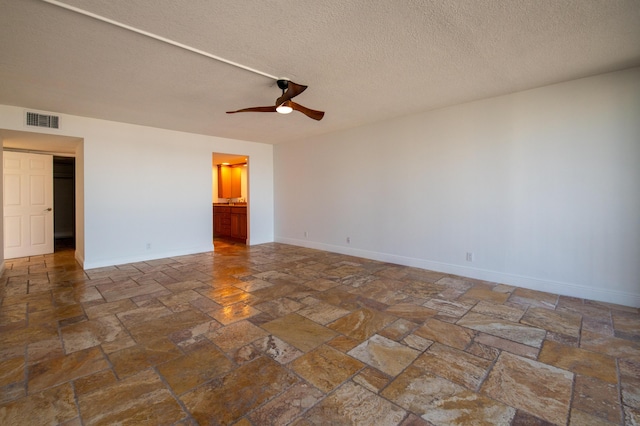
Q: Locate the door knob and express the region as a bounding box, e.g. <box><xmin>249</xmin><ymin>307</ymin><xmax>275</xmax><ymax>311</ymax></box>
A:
<box><xmin>45</xmin><ymin>208</ymin><xmax>52</xmax><ymax>212</ymax></box>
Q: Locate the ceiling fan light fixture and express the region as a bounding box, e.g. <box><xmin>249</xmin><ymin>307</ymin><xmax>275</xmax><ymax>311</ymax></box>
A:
<box><xmin>226</xmin><ymin>80</ymin><xmax>323</xmax><ymax>120</ymax></box>
<box><xmin>276</xmin><ymin>101</ymin><xmax>293</xmax><ymax>114</ymax></box>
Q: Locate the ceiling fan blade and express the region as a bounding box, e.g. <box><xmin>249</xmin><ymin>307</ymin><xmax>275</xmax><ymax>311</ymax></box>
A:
<box><xmin>290</xmin><ymin>101</ymin><xmax>325</xmax><ymax>121</ymax></box>
<box><xmin>275</xmin><ymin>81</ymin><xmax>308</xmax><ymax>106</ymax></box>
<box><xmin>226</xmin><ymin>106</ymin><xmax>278</xmax><ymax>114</ymax></box>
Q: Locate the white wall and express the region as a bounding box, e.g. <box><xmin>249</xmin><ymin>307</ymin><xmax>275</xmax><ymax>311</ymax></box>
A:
<box><xmin>0</xmin><ymin>105</ymin><xmax>274</xmax><ymax>269</ymax></box>
<box><xmin>275</xmin><ymin>67</ymin><xmax>640</xmax><ymax>307</ymax></box>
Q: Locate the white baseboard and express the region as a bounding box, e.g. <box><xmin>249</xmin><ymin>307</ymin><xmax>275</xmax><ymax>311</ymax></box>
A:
<box><xmin>276</xmin><ymin>237</ymin><xmax>640</xmax><ymax>308</ymax></box>
<box><xmin>81</xmin><ymin>244</ymin><xmax>214</xmax><ymax>270</ymax></box>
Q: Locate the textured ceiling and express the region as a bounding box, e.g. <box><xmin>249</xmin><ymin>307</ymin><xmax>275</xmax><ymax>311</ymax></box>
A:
<box><xmin>1</xmin><ymin>0</ymin><xmax>639</xmax><ymax>145</ymax></box>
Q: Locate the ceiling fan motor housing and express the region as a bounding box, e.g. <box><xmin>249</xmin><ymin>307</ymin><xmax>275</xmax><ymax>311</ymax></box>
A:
<box><xmin>277</xmin><ymin>80</ymin><xmax>289</xmax><ymax>91</ymax></box>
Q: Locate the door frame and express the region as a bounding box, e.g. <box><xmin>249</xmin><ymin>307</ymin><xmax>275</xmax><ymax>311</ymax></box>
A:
<box><xmin>212</xmin><ymin>152</ymin><xmax>250</xmax><ymax>245</ymax></box>
<box><xmin>1</xmin><ymin>129</ymin><xmax>83</xmax><ymax>267</ymax></box>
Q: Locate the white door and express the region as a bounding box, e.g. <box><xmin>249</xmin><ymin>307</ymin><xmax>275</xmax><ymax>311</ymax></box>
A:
<box><xmin>3</xmin><ymin>151</ymin><xmax>54</xmax><ymax>259</ymax></box>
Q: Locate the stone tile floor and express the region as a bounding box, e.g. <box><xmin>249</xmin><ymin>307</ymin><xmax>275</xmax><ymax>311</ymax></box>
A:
<box><xmin>1</xmin><ymin>240</ymin><xmax>639</xmax><ymax>425</ymax></box>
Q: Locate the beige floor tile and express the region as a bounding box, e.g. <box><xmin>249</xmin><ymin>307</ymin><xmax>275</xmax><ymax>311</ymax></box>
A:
<box><xmin>384</xmin><ymin>303</ymin><xmax>437</xmax><ymax>323</ymax></box>
<box><xmin>180</xmin><ymin>356</ymin><xmax>297</xmax><ymax>425</ymax></box>
<box><xmin>353</xmin><ymin>366</ymin><xmax>391</xmax><ymax>393</ymax></box>
<box><xmin>414</xmin><ymin>343</ymin><xmax>492</xmax><ymax>391</ymax></box>
<box><xmin>253</xmin><ymin>335</ymin><xmax>304</xmax><ymax>364</ymax></box>
<box><xmin>457</xmin><ymin>311</ymin><xmax>546</xmax><ymax>348</ymax></box>
<box><xmin>304</xmin><ymin>278</ymin><xmax>341</xmax><ymax>291</ymax></box>
<box><xmin>612</xmin><ymin>311</ymin><xmax>640</xmax><ymax>341</ymax></box>
<box><xmin>473</xmin><ymin>332</ymin><xmax>539</xmax><ymax>359</ymax></box>
<box><xmin>414</xmin><ymin>318</ymin><xmax>475</xmax><ymax>349</ymax></box>
<box><xmin>97</xmin><ymin>280</ymin><xmax>166</xmax><ymax>302</ymax></box>
<box><xmin>348</xmin><ymin>334</ymin><xmax>420</xmax><ymax>376</ymax></box>
<box><xmin>325</xmin><ymin>335</ymin><xmax>361</xmax><ymax>352</ymax></box>
<box><xmin>291</xmin><ymin>345</ymin><xmax>364</xmax><ymax>392</ymax></box>
<box><xmin>327</xmin><ymin>308</ymin><xmax>396</xmax><ymax>341</ymax></box>
<box><xmin>73</xmin><ymin>370</ymin><xmax>118</xmax><ymax>397</ymax></box>
<box><xmin>460</xmin><ymin>284</ymin><xmax>510</xmax><ymax>304</ymax></box>
<box><xmin>297</xmin><ymin>300</ymin><xmax>350</xmax><ymax>325</ymax></box>
<box><xmin>624</xmin><ymin>405</ymin><xmax>640</xmax><ymax>425</ymax></box>
<box><xmin>0</xmin><ymin>357</ymin><xmax>24</xmax><ymax>388</ymax></box>
<box><xmin>569</xmin><ymin>408</ymin><xmax>619</xmax><ymax>425</ymax></box>
<box><xmin>402</xmin><ymin>333</ymin><xmax>434</xmax><ymax>351</ymax></box>
<box><xmin>580</xmin><ymin>329</ymin><xmax>640</xmax><ymax>362</ymax></box>
<box><xmin>306</xmin><ymin>382</ymin><xmax>406</xmax><ymax>425</ymax></box>
<box><xmin>620</xmin><ymin>359</ymin><xmax>640</xmax><ymax>410</ymax></box>
<box><xmin>421</xmin><ymin>391</ymin><xmax>516</xmax><ymax>425</ymax></box>
<box><xmin>249</xmin><ymin>382</ymin><xmax>324</xmax><ymax>425</ymax></box>
<box><xmin>0</xmin><ymin>382</ymin><xmax>26</xmax><ymax>405</ymax></box>
<box><xmin>400</xmin><ymin>280</ymin><xmax>445</xmax><ymax>299</ymax></box>
<box><xmin>209</xmin><ymin>302</ymin><xmax>261</xmax><ymax>324</ymax></box>
<box><xmin>78</xmin><ymin>369</ymin><xmax>186</xmax><ymax>425</ymax></box>
<box><xmin>61</xmin><ymin>315</ymin><xmax>135</xmax><ymax>354</ymax></box>
<box><xmin>126</xmin><ymin>309</ymin><xmax>212</xmax><ymax>344</ymax></box>
<box><xmin>0</xmin><ymin>383</ymin><xmax>77</xmax><ymax>425</ymax></box>
<box><xmin>157</xmin><ymin>342</ymin><xmax>234</xmax><ymax>395</ymax></box>
<box><xmin>399</xmin><ymin>414</ymin><xmax>431</xmax><ymax>426</ymax></box>
<box><xmin>28</xmin><ymin>346</ymin><xmax>109</xmax><ymax>393</ymax></box>
<box><xmin>465</xmin><ymin>340</ymin><xmax>501</xmax><ymax>361</ymax></box>
<box><xmin>262</xmin><ymin>313</ymin><xmax>337</xmax><ymax>352</ymax></box>
<box><xmin>378</xmin><ymin>318</ymin><xmax>417</xmax><ymax>341</ymax></box>
<box><xmin>423</xmin><ymin>298</ymin><xmax>475</xmax><ymax>318</ymax></box>
<box><xmin>469</xmin><ymin>300</ymin><xmax>525</xmax><ymax>322</ymax></box>
<box><xmin>254</xmin><ymin>297</ymin><xmax>304</xmax><ymax>317</ymax></box>
<box><xmin>572</xmin><ymin>374</ymin><xmax>621</xmax><ymax>423</ymax></box>
<box><xmin>539</xmin><ymin>340</ymin><xmax>618</xmax><ymax>383</ymax></box>
<box><xmin>481</xmin><ymin>352</ymin><xmax>573</xmax><ymax>425</ymax></box>
<box><xmin>521</xmin><ymin>306</ymin><xmax>582</xmax><ymax>338</ymax></box>
<box><xmin>206</xmin><ymin>320</ymin><xmax>269</xmax><ymax>352</ymax></box>
<box><xmin>0</xmin><ymin>303</ymin><xmax>27</xmax><ymax>326</ymax></box>
<box><xmin>383</xmin><ymin>365</ymin><xmax>463</xmax><ymax>415</ymax></box>
<box><xmin>84</xmin><ymin>299</ymin><xmax>137</xmax><ymax>320</ymax></box>
<box><xmin>108</xmin><ymin>338</ymin><xmax>182</xmax><ymax>378</ymax></box>
<box><xmin>509</xmin><ymin>287</ymin><xmax>558</xmax><ymax>308</ymax></box>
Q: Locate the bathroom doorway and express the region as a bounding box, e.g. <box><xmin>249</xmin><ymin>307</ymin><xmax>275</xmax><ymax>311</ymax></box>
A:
<box><xmin>212</xmin><ymin>152</ymin><xmax>249</xmax><ymax>245</ymax></box>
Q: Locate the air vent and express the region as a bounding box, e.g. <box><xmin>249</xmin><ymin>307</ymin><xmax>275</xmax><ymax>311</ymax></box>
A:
<box><xmin>25</xmin><ymin>111</ymin><xmax>60</xmax><ymax>129</ymax></box>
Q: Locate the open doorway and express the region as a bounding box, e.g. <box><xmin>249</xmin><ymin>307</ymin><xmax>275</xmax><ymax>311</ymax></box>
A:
<box><xmin>212</xmin><ymin>152</ymin><xmax>249</xmax><ymax>245</ymax></box>
<box><xmin>2</xmin><ymin>129</ymin><xmax>82</xmax><ymax>261</ymax></box>
<box><xmin>53</xmin><ymin>156</ymin><xmax>75</xmax><ymax>251</ymax></box>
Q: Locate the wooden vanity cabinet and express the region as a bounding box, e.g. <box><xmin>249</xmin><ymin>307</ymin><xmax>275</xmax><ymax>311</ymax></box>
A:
<box><xmin>213</xmin><ymin>206</ymin><xmax>231</xmax><ymax>236</ymax></box>
<box><xmin>213</xmin><ymin>205</ymin><xmax>246</xmax><ymax>241</ymax></box>
<box><xmin>230</xmin><ymin>207</ymin><xmax>247</xmax><ymax>239</ymax></box>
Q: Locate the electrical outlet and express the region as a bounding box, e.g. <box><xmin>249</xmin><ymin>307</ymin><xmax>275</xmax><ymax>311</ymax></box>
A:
<box><xmin>466</xmin><ymin>252</ymin><xmax>473</xmax><ymax>262</ymax></box>
<box><xmin>146</xmin><ymin>243</ymin><xmax>151</xmax><ymax>250</ymax></box>
<box><xmin>304</xmin><ymin>231</ymin><xmax>308</xmax><ymax>238</ymax></box>
<box><xmin>346</xmin><ymin>237</ymin><xmax>351</xmax><ymax>244</ymax></box>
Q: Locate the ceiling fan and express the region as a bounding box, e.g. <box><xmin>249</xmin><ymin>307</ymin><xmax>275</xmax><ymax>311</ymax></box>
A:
<box><xmin>226</xmin><ymin>80</ymin><xmax>325</xmax><ymax>121</ymax></box>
